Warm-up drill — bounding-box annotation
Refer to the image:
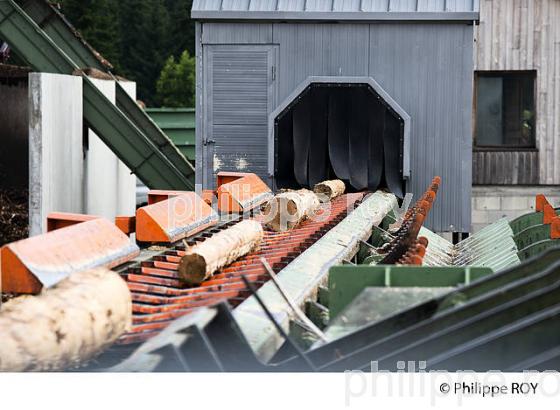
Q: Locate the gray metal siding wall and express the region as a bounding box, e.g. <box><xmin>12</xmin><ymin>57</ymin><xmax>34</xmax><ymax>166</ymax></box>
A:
<box><xmin>193</xmin><ymin>0</ymin><xmax>479</xmax><ymax>13</ymax></box>
<box><xmin>367</xmin><ymin>24</ymin><xmax>473</xmax><ymax>232</ymax></box>
<box><xmin>198</xmin><ymin>22</ymin><xmax>474</xmax><ymax>232</ymax></box>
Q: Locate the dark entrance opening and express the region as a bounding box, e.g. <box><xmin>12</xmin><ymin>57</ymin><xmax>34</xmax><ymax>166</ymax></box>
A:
<box><xmin>0</xmin><ymin>64</ymin><xmax>30</xmax><ymax>245</ymax></box>
<box><xmin>274</xmin><ymin>83</ymin><xmax>405</xmax><ymax>197</ymax></box>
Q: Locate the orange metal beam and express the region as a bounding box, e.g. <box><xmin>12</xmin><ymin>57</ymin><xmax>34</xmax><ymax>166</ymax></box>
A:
<box><xmin>201</xmin><ymin>190</ymin><xmax>216</xmax><ymax>206</ymax></box>
<box><xmin>46</xmin><ymin>212</ymin><xmax>99</xmax><ymax>232</ymax></box>
<box><xmin>1</xmin><ymin>218</ymin><xmax>140</xmax><ymax>294</ymax></box>
<box><xmin>536</xmin><ymin>194</ymin><xmax>549</xmax><ymax>213</ymax></box>
<box><xmin>147</xmin><ymin>190</ymin><xmax>190</xmax><ymax>205</ymax></box>
<box><xmin>551</xmin><ymin>217</ymin><xmax>560</xmax><ymax>240</ymax></box>
<box><xmin>148</xmin><ymin>189</ymin><xmax>215</xmax><ymax>206</ymax></box>
<box><xmin>115</xmin><ymin>216</ymin><xmax>136</xmax><ymax>235</ymax></box>
<box><xmin>216</xmin><ymin>171</ymin><xmax>246</xmax><ymax>187</ymax></box>
<box><xmin>136</xmin><ymin>192</ymin><xmax>218</xmax><ymax>243</ymax></box>
<box><xmin>216</xmin><ymin>172</ymin><xmax>273</xmax><ymax>214</ymax></box>
<box><xmin>544</xmin><ymin>204</ymin><xmax>556</xmax><ymax>225</ymax></box>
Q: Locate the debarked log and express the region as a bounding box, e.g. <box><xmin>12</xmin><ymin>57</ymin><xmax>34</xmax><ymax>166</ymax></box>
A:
<box><xmin>313</xmin><ymin>179</ymin><xmax>346</xmax><ymax>202</ymax></box>
<box><xmin>262</xmin><ymin>189</ymin><xmax>320</xmax><ymax>232</ymax></box>
<box><xmin>0</xmin><ymin>269</ymin><xmax>132</xmax><ymax>372</ymax></box>
<box><xmin>178</xmin><ymin>220</ymin><xmax>264</xmax><ymax>286</ymax></box>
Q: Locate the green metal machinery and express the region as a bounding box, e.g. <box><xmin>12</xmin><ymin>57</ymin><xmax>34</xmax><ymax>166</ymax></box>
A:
<box><xmin>146</xmin><ymin>108</ymin><xmax>196</xmax><ymax>167</ymax></box>
<box><xmin>0</xmin><ymin>0</ymin><xmax>195</xmax><ymax>189</ymax></box>
<box><xmin>308</xmin><ymin>247</ymin><xmax>560</xmax><ymax>371</ymax></box>
<box><xmin>328</xmin><ymin>265</ymin><xmax>494</xmax><ymax>319</ymax></box>
<box><xmin>289</xmin><ymin>200</ymin><xmax>560</xmax><ymax>356</ymax></box>
<box><xmin>511</xmin><ymin>208</ymin><xmax>560</xmax><ymax>259</ymax></box>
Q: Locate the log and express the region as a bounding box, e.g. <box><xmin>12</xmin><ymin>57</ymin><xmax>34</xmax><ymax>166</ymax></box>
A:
<box><xmin>313</xmin><ymin>179</ymin><xmax>346</xmax><ymax>202</ymax></box>
<box><xmin>262</xmin><ymin>189</ymin><xmax>320</xmax><ymax>232</ymax></box>
<box><xmin>178</xmin><ymin>220</ymin><xmax>264</xmax><ymax>286</ymax></box>
<box><xmin>0</xmin><ymin>269</ymin><xmax>131</xmax><ymax>372</ymax></box>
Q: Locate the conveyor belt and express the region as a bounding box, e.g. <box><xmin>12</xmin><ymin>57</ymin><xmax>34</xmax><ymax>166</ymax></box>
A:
<box><xmin>0</xmin><ymin>0</ymin><xmax>195</xmax><ymax>189</ymax></box>
<box><xmin>118</xmin><ymin>193</ymin><xmax>364</xmax><ymax>345</ymax></box>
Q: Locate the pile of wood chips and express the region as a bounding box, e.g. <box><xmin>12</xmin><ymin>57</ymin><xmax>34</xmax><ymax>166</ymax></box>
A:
<box><xmin>0</xmin><ymin>188</ymin><xmax>28</xmax><ymax>247</ymax></box>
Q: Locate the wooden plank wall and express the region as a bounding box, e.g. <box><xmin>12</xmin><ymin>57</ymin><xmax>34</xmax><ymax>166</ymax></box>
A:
<box><xmin>473</xmin><ymin>150</ymin><xmax>539</xmax><ymax>184</ymax></box>
<box><xmin>475</xmin><ymin>0</ymin><xmax>560</xmax><ymax>185</ymax></box>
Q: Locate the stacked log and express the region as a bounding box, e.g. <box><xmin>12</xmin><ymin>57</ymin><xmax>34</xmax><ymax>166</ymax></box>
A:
<box><xmin>178</xmin><ymin>220</ymin><xmax>264</xmax><ymax>286</ymax></box>
<box><xmin>313</xmin><ymin>179</ymin><xmax>346</xmax><ymax>202</ymax></box>
<box><xmin>262</xmin><ymin>189</ymin><xmax>320</xmax><ymax>232</ymax></box>
<box><xmin>0</xmin><ymin>269</ymin><xmax>131</xmax><ymax>372</ymax></box>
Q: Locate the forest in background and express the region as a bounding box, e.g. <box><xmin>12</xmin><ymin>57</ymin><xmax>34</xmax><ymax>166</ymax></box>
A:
<box><xmin>59</xmin><ymin>0</ymin><xmax>196</xmax><ymax>107</ymax></box>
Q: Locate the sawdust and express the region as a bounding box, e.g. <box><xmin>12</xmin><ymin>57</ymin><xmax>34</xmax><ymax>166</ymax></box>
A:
<box><xmin>72</xmin><ymin>67</ymin><xmax>128</xmax><ymax>82</ymax></box>
<box><xmin>0</xmin><ymin>188</ymin><xmax>29</xmax><ymax>247</ymax></box>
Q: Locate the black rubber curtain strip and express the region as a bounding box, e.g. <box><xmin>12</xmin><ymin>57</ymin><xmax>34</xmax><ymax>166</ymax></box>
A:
<box><xmin>276</xmin><ymin>111</ymin><xmax>295</xmax><ymax>187</ymax></box>
<box><xmin>367</xmin><ymin>96</ymin><xmax>385</xmax><ymax>192</ymax></box>
<box><xmin>308</xmin><ymin>88</ymin><xmax>329</xmax><ymax>187</ymax></box>
<box><xmin>348</xmin><ymin>88</ymin><xmax>369</xmax><ymax>190</ymax></box>
<box><xmin>280</xmin><ymin>84</ymin><xmax>404</xmax><ymax>195</ymax></box>
<box><xmin>328</xmin><ymin>88</ymin><xmax>350</xmax><ymax>180</ymax></box>
<box><xmin>293</xmin><ymin>94</ymin><xmax>311</xmax><ymax>186</ymax></box>
<box><xmin>383</xmin><ymin>110</ymin><xmax>404</xmax><ymax>198</ymax></box>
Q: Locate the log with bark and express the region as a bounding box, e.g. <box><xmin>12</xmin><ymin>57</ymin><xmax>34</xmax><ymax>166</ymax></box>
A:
<box><xmin>313</xmin><ymin>179</ymin><xmax>346</xmax><ymax>202</ymax></box>
<box><xmin>178</xmin><ymin>220</ymin><xmax>264</xmax><ymax>286</ymax></box>
<box><xmin>262</xmin><ymin>189</ymin><xmax>320</xmax><ymax>232</ymax></box>
<box><xmin>0</xmin><ymin>269</ymin><xmax>131</xmax><ymax>372</ymax></box>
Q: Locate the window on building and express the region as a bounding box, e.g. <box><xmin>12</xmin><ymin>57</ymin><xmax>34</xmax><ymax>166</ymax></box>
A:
<box><xmin>474</xmin><ymin>71</ymin><xmax>536</xmax><ymax>148</ymax></box>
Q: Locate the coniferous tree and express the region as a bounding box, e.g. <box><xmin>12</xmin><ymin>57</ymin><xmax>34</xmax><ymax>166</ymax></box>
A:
<box><xmin>116</xmin><ymin>0</ymin><xmax>171</xmax><ymax>104</ymax></box>
<box><xmin>165</xmin><ymin>0</ymin><xmax>195</xmax><ymax>58</ymax></box>
<box><xmin>156</xmin><ymin>50</ymin><xmax>195</xmax><ymax>107</ymax></box>
<box><xmin>58</xmin><ymin>0</ymin><xmax>197</xmax><ymax>106</ymax></box>
<box><xmin>60</xmin><ymin>0</ymin><xmax>121</xmax><ymax>71</ymax></box>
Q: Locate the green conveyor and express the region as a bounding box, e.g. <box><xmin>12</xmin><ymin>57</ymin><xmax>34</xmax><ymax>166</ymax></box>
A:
<box><xmin>0</xmin><ymin>0</ymin><xmax>195</xmax><ymax>189</ymax></box>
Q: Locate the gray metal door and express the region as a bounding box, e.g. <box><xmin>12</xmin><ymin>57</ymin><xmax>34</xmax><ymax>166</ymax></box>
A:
<box><xmin>203</xmin><ymin>45</ymin><xmax>277</xmax><ymax>188</ymax></box>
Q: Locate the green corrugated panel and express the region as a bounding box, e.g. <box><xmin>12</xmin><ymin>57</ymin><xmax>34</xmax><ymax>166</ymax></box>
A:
<box><xmin>323</xmin><ymin>287</ymin><xmax>455</xmax><ymax>342</ymax></box>
<box><xmin>509</xmin><ymin>208</ymin><xmax>560</xmax><ymax>235</ymax></box>
<box><xmin>0</xmin><ymin>0</ymin><xmax>195</xmax><ymax>189</ymax></box>
<box><xmin>518</xmin><ymin>239</ymin><xmax>560</xmax><ymax>260</ymax></box>
<box><xmin>146</xmin><ymin>108</ymin><xmax>196</xmax><ymax>163</ymax></box>
<box><xmin>456</xmin><ymin>218</ymin><xmax>511</xmax><ymax>250</ymax></box>
<box><xmin>514</xmin><ymin>223</ymin><xmax>552</xmax><ymax>250</ymax></box>
<box><xmin>373</xmin><ymin>216</ymin><xmax>521</xmax><ymax>271</ymax></box>
<box><xmin>454</xmin><ymin>219</ymin><xmax>520</xmax><ymax>270</ymax></box>
<box><xmin>328</xmin><ymin>265</ymin><xmax>493</xmax><ymax>320</ymax></box>
<box><xmin>382</xmin><ymin>216</ymin><xmax>517</xmax><ymax>270</ymax></box>
<box><xmin>417</xmin><ymin>226</ymin><xmax>454</xmax><ymax>266</ymax></box>
<box><xmin>311</xmin><ymin>247</ymin><xmax>560</xmax><ymax>369</ymax></box>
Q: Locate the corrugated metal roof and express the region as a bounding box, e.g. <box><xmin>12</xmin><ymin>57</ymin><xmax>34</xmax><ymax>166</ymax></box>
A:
<box><xmin>192</xmin><ymin>0</ymin><xmax>480</xmax><ymax>20</ymax></box>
